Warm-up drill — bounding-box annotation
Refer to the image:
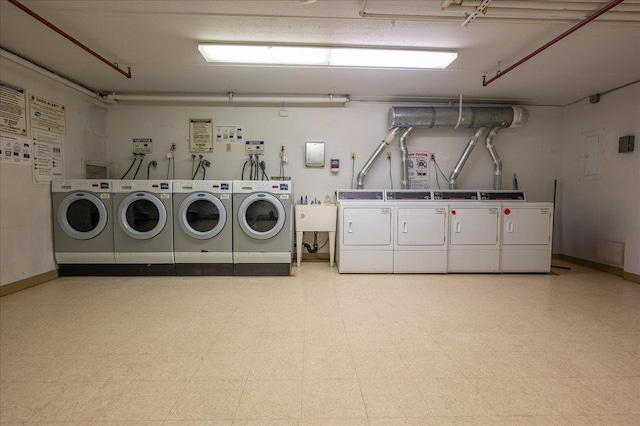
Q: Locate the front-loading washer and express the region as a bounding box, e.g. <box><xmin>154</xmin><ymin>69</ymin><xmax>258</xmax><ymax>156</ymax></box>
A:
<box><xmin>173</xmin><ymin>180</ymin><xmax>233</xmax><ymax>276</ymax></box>
<box><xmin>51</xmin><ymin>179</ymin><xmax>116</xmax><ymax>276</ymax></box>
<box><xmin>112</xmin><ymin>180</ymin><xmax>174</xmax><ymax>275</ymax></box>
<box><xmin>232</xmin><ymin>180</ymin><xmax>293</xmax><ymax>276</ymax></box>
<box><xmin>336</xmin><ymin>189</ymin><xmax>392</xmax><ymax>273</ymax></box>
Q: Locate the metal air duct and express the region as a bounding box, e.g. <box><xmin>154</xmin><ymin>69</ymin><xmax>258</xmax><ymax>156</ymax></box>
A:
<box><xmin>388</xmin><ymin>106</ymin><xmax>528</xmax><ymax>129</ymax></box>
<box><xmin>485</xmin><ymin>127</ymin><xmax>503</xmax><ymax>189</ymax></box>
<box><xmin>399</xmin><ymin>127</ymin><xmax>415</xmax><ymax>189</ymax></box>
<box><xmin>448</xmin><ymin>127</ymin><xmax>487</xmax><ymax>189</ymax></box>
<box><xmin>356</xmin><ymin>128</ymin><xmax>400</xmax><ymax>189</ymax></box>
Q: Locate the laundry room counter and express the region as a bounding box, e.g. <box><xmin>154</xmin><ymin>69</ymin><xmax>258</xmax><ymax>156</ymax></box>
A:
<box><xmin>295</xmin><ymin>204</ymin><xmax>337</xmax><ymax>267</ymax></box>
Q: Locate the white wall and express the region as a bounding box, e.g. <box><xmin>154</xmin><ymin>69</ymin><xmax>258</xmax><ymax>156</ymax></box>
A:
<box><xmin>107</xmin><ymin>103</ymin><xmax>563</xmax><ymax>253</ymax></box>
<box><xmin>0</xmin><ymin>59</ymin><xmax>108</xmax><ymax>286</ymax></box>
<box><xmin>560</xmin><ymin>83</ymin><xmax>640</xmax><ymax>275</ymax></box>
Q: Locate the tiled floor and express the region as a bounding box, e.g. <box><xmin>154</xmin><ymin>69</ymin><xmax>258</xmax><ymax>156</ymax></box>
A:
<box><xmin>1</xmin><ymin>261</ymin><xmax>639</xmax><ymax>425</ymax></box>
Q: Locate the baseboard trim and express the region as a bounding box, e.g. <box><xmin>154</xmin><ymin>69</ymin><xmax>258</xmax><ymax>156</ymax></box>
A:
<box><xmin>0</xmin><ymin>269</ymin><xmax>59</xmax><ymax>297</ymax></box>
<box><xmin>623</xmin><ymin>271</ymin><xmax>640</xmax><ymax>284</ymax></box>
<box><xmin>552</xmin><ymin>254</ymin><xmax>640</xmax><ymax>284</ymax></box>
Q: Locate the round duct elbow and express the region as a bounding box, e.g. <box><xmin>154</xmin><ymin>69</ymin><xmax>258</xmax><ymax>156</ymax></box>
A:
<box><xmin>509</xmin><ymin>106</ymin><xmax>529</xmax><ymax>128</ymax></box>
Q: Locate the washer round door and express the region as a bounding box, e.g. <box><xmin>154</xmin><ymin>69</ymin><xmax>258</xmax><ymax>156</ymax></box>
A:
<box><xmin>117</xmin><ymin>192</ymin><xmax>167</xmax><ymax>240</ymax></box>
<box><xmin>178</xmin><ymin>192</ymin><xmax>227</xmax><ymax>240</ymax></box>
<box><xmin>238</xmin><ymin>193</ymin><xmax>285</xmax><ymax>240</ymax></box>
<box><xmin>58</xmin><ymin>192</ymin><xmax>108</xmax><ymax>240</ymax></box>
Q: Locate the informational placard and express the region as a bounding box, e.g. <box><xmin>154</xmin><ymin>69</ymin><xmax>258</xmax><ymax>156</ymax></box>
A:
<box><xmin>408</xmin><ymin>151</ymin><xmax>430</xmax><ymax>189</ymax></box>
<box><xmin>0</xmin><ymin>134</ymin><xmax>31</xmax><ymax>165</ymax></box>
<box><xmin>245</xmin><ymin>140</ymin><xmax>265</xmax><ymax>155</ymax></box>
<box><xmin>215</xmin><ymin>125</ymin><xmax>243</xmax><ymax>143</ymax></box>
<box><xmin>33</xmin><ymin>130</ymin><xmax>63</xmax><ymax>183</ymax></box>
<box><xmin>0</xmin><ymin>81</ymin><xmax>28</xmax><ymax>136</ymax></box>
<box><xmin>189</xmin><ymin>119</ymin><xmax>213</xmax><ymax>152</ymax></box>
<box><xmin>29</xmin><ymin>94</ymin><xmax>66</xmax><ymax>135</ymax></box>
<box><xmin>133</xmin><ymin>137</ymin><xmax>153</xmax><ymax>154</ymax></box>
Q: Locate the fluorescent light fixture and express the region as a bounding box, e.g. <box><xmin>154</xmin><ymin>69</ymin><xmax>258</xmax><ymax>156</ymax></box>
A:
<box><xmin>198</xmin><ymin>44</ymin><xmax>457</xmax><ymax>69</ymax></box>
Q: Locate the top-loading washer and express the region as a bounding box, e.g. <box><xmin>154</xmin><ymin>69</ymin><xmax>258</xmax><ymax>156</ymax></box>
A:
<box><xmin>386</xmin><ymin>189</ymin><xmax>448</xmax><ymax>273</ymax></box>
<box><xmin>173</xmin><ymin>180</ymin><xmax>233</xmax><ymax>276</ymax></box>
<box><xmin>336</xmin><ymin>189</ymin><xmax>392</xmax><ymax>273</ymax></box>
<box><xmin>51</xmin><ymin>179</ymin><xmax>116</xmax><ymax>276</ymax></box>
<box><xmin>112</xmin><ymin>180</ymin><xmax>174</xmax><ymax>275</ymax></box>
<box><xmin>232</xmin><ymin>180</ymin><xmax>293</xmax><ymax>276</ymax></box>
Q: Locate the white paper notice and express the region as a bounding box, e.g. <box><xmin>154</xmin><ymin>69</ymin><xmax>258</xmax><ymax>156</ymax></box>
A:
<box><xmin>33</xmin><ymin>130</ymin><xmax>63</xmax><ymax>183</ymax></box>
<box><xmin>0</xmin><ymin>81</ymin><xmax>28</xmax><ymax>136</ymax></box>
<box><xmin>408</xmin><ymin>151</ymin><xmax>431</xmax><ymax>189</ymax></box>
<box><xmin>189</xmin><ymin>119</ymin><xmax>213</xmax><ymax>152</ymax></box>
<box><xmin>29</xmin><ymin>94</ymin><xmax>66</xmax><ymax>135</ymax></box>
<box><xmin>0</xmin><ymin>134</ymin><xmax>31</xmax><ymax>165</ymax></box>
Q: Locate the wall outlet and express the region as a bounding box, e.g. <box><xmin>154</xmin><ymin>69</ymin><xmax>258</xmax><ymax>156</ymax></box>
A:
<box><xmin>386</xmin><ymin>151</ymin><xmax>392</xmax><ymax>159</ymax></box>
<box><xmin>170</xmin><ymin>143</ymin><xmax>176</xmax><ymax>151</ymax></box>
<box><xmin>350</xmin><ymin>152</ymin><xmax>356</xmax><ymax>160</ymax></box>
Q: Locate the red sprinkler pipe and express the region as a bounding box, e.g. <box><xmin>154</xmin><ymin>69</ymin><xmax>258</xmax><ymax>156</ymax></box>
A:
<box><xmin>7</xmin><ymin>0</ymin><xmax>132</xmax><ymax>79</ymax></box>
<box><xmin>482</xmin><ymin>0</ymin><xmax>625</xmax><ymax>87</ymax></box>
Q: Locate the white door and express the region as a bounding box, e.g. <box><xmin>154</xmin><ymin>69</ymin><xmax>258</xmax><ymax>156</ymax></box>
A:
<box><xmin>449</xmin><ymin>207</ymin><xmax>499</xmax><ymax>246</ymax></box>
<box><xmin>117</xmin><ymin>192</ymin><xmax>167</xmax><ymax>240</ymax></box>
<box><xmin>58</xmin><ymin>192</ymin><xmax>108</xmax><ymax>240</ymax></box>
<box><xmin>396</xmin><ymin>207</ymin><xmax>446</xmax><ymax>246</ymax></box>
<box><xmin>179</xmin><ymin>193</ymin><xmax>227</xmax><ymax>240</ymax></box>
<box><xmin>238</xmin><ymin>193</ymin><xmax>285</xmax><ymax>240</ymax></box>
<box><xmin>342</xmin><ymin>207</ymin><xmax>391</xmax><ymax>246</ymax></box>
<box><xmin>502</xmin><ymin>207</ymin><xmax>552</xmax><ymax>245</ymax></box>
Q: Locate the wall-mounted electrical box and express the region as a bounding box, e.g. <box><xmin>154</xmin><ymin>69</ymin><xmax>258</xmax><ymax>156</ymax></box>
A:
<box><xmin>330</xmin><ymin>158</ymin><xmax>339</xmax><ymax>173</ymax></box>
<box><xmin>305</xmin><ymin>141</ymin><xmax>325</xmax><ymax>167</ymax></box>
<box><xmin>245</xmin><ymin>140</ymin><xmax>265</xmax><ymax>155</ymax></box>
<box><xmin>619</xmin><ymin>135</ymin><xmax>635</xmax><ymax>153</ymax></box>
<box><xmin>133</xmin><ymin>138</ymin><xmax>152</xmax><ymax>154</ymax></box>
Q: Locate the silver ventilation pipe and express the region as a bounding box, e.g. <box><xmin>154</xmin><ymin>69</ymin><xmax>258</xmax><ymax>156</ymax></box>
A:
<box><xmin>399</xmin><ymin>127</ymin><xmax>415</xmax><ymax>189</ymax></box>
<box><xmin>485</xmin><ymin>127</ymin><xmax>503</xmax><ymax>190</ymax></box>
<box><xmin>448</xmin><ymin>127</ymin><xmax>487</xmax><ymax>189</ymax></box>
<box><xmin>356</xmin><ymin>127</ymin><xmax>400</xmax><ymax>189</ymax></box>
<box><xmin>388</xmin><ymin>106</ymin><xmax>528</xmax><ymax>129</ymax></box>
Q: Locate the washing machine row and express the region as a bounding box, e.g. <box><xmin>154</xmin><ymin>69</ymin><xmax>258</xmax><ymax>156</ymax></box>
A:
<box><xmin>51</xmin><ymin>179</ymin><xmax>293</xmax><ymax>276</ymax></box>
<box><xmin>336</xmin><ymin>189</ymin><xmax>553</xmax><ymax>274</ymax></box>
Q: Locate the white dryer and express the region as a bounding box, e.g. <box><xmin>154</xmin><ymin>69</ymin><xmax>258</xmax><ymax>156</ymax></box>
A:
<box><xmin>480</xmin><ymin>191</ymin><xmax>554</xmax><ymax>273</ymax></box>
<box><xmin>112</xmin><ymin>180</ymin><xmax>174</xmax><ymax>275</ymax></box>
<box><xmin>173</xmin><ymin>180</ymin><xmax>233</xmax><ymax>276</ymax></box>
<box><xmin>51</xmin><ymin>180</ymin><xmax>116</xmax><ymax>276</ymax></box>
<box><xmin>336</xmin><ymin>190</ymin><xmax>392</xmax><ymax>273</ymax></box>
<box><xmin>386</xmin><ymin>190</ymin><xmax>448</xmax><ymax>273</ymax></box>
<box><xmin>438</xmin><ymin>190</ymin><xmax>501</xmax><ymax>273</ymax></box>
<box><xmin>232</xmin><ymin>180</ymin><xmax>294</xmax><ymax>276</ymax></box>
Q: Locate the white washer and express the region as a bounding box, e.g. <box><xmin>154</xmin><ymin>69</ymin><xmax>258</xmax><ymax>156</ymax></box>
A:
<box><xmin>479</xmin><ymin>191</ymin><xmax>554</xmax><ymax>273</ymax></box>
<box><xmin>173</xmin><ymin>180</ymin><xmax>233</xmax><ymax>276</ymax></box>
<box><xmin>112</xmin><ymin>180</ymin><xmax>174</xmax><ymax>275</ymax></box>
<box><xmin>438</xmin><ymin>190</ymin><xmax>501</xmax><ymax>273</ymax></box>
<box><xmin>336</xmin><ymin>190</ymin><xmax>392</xmax><ymax>273</ymax></box>
<box><xmin>386</xmin><ymin>190</ymin><xmax>448</xmax><ymax>273</ymax></box>
<box><xmin>232</xmin><ymin>180</ymin><xmax>293</xmax><ymax>276</ymax></box>
<box><xmin>51</xmin><ymin>180</ymin><xmax>116</xmax><ymax>276</ymax></box>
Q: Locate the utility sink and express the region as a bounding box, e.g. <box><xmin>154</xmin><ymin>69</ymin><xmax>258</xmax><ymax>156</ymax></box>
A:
<box><xmin>295</xmin><ymin>204</ymin><xmax>337</xmax><ymax>267</ymax></box>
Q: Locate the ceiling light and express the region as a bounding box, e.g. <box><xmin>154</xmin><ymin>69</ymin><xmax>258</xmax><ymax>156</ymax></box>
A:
<box><xmin>198</xmin><ymin>44</ymin><xmax>457</xmax><ymax>69</ymax></box>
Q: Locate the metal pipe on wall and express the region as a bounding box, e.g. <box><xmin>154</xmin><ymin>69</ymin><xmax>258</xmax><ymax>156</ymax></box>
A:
<box><xmin>448</xmin><ymin>127</ymin><xmax>487</xmax><ymax>189</ymax></box>
<box><xmin>485</xmin><ymin>127</ymin><xmax>503</xmax><ymax>189</ymax></box>
<box><xmin>388</xmin><ymin>106</ymin><xmax>528</xmax><ymax>129</ymax></box>
<box><xmin>399</xmin><ymin>127</ymin><xmax>415</xmax><ymax>189</ymax></box>
<box><xmin>356</xmin><ymin>127</ymin><xmax>400</xmax><ymax>189</ymax></box>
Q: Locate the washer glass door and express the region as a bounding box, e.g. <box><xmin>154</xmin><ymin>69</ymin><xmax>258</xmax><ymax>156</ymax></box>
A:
<box><xmin>58</xmin><ymin>192</ymin><xmax>108</xmax><ymax>240</ymax></box>
<box><xmin>238</xmin><ymin>193</ymin><xmax>285</xmax><ymax>240</ymax></box>
<box><xmin>179</xmin><ymin>192</ymin><xmax>227</xmax><ymax>239</ymax></box>
<box><xmin>118</xmin><ymin>192</ymin><xmax>167</xmax><ymax>240</ymax></box>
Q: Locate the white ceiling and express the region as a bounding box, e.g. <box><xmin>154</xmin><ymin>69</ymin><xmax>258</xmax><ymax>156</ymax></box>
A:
<box><xmin>1</xmin><ymin>0</ymin><xmax>639</xmax><ymax>106</ymax></box>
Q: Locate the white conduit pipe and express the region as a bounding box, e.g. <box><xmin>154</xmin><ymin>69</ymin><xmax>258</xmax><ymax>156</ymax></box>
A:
<box><xmin>485</xmin><ymin>127</ymin><xmax>503</xmax><ymax>190</ymax></box>
<box><xmin>399</xmin><ymin>127</ymin><xmax>415</xmax><ymax>189</ymax></box>
<box><xmin>448</xmin><ymin>127</ymin><xmax>487</xmax><ymax>189</ymax></box>
<box><xmin>0</xmin><ymin>48</ymin><xmax>110</xmax><ymax>104</ymax></box>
